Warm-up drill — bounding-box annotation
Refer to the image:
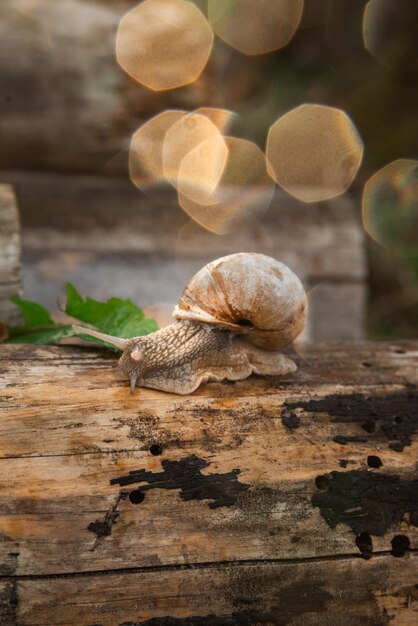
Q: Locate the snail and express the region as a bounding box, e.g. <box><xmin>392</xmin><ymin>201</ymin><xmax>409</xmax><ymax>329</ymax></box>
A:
<box><xmin>74</xmin><ymin>253</ymin><xmax>307</xmax><ymax>395</ymax></box>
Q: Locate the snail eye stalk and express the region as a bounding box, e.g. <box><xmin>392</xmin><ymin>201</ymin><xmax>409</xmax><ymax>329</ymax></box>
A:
<box><xmin>130</xmin><ymin>374</ymin><xmax>138</xmax><ymax>395</ymax></box>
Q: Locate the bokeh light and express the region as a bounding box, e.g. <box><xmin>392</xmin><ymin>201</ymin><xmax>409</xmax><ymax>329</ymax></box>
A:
<box><xmin>266</xmin><ymin>104</ymin><xmax>364</xmax><ymax>203</ymax></box>
<box><xmin>195</xmin><ymin>107</ymin><xmax>236</xmax><ymax>134</ymax></box>
<box><xmin>130</xmin><ymin>110</ymin><xmax>187</xmax><ymax>190</ymax></box>
<box><xmin>363</xmin><ymin>0</ymin><xmax>418</xmax><ymax>74</ymax></box>
<box><xmin>130</xmin><ymin>108</ymin><xmax>236</xmax><ymax>194</ymax></box>
<box><xmin>208</xmin><ymin>0</ymin><xmax>304</xmax><ymax>56</ymax></box>
<box><xmin>162</xmin><ymin>112</ymin><xmax>228</xmax><ymax>201</ymax></box>
<box><xmin>178</xmin><ymin>137</ymin><xmax>275</xmax><ymax>234</ymax></box>
<box><xmin>362</xmin><ymin>159</ymin><xmax>418</xmax><ymax>258</ymax></box>
<box><xmin>116</xmin><ymin>0</ymin><xmax>213</xmax><ymax>91</ymax></box>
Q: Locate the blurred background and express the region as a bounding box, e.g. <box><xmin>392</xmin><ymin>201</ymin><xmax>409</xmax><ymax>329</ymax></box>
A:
<box><xmin>0</xmin><ymin>0</ymin><xmax>417</xmax><ymax>339</ymax></box>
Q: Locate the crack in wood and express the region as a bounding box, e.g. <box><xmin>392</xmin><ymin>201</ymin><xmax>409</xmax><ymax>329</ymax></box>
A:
<box><xmin>1</xmin><ymin>550</ymin><xmax>412</xmax><ymax>582</ymax></box>
<box><xmin>87</xmin><ymin>492</ymin><xmax>128</xmax><ymax>549</ymax></box>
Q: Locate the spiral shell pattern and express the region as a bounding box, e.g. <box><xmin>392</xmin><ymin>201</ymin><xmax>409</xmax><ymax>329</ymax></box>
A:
<box><xmin>173</xmin><ymin>253</ymin><xmax>307</xmax><ymax>350</ymax></box>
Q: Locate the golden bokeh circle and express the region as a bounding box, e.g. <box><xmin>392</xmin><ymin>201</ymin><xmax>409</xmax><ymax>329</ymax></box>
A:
<box><xmin>362</xmin><ymin>0</ymin><xmax>417</xmax><ymax>72</ymax></box>
<box><xmin>129</xmin><ymin>108</ymin><xmax>236</xmax><ymax>193</ymax></box>
<box><xmin>162</xmin><ymin>112</ymin><xmax>228</xmax><ymax>201</ymax></box>
<box><xmin>195</xmin><ymin>107</ymin><xmax>237</xmax><ymax>135</ymax></box>
<box><xmin>178</xmin><ymin>137</ymin><xmax>275</xmax><ymax>234</ymax></box>
<box><xmin>177</xmin><ymin>135</ymin><xmax>230</xmax><ymax>205</ymax></box>
<box><xmin>208</xmin><ymin>0</ymin><xmax>304</xmax><ymax>56</ymax></box>
<box><xmin>117</xmin><ymin>0</ymin><xmax>214</xmax><ymax>91</ymax></box>
<box><xmin>129</xmin><ymin>110</ymin><xmax>187</xmax><ymax>190</ymax></box>
<box><xmin>266</xmin><ymin>104</ymin><xmax>364</xmax><ymax>203</ymax></box>
<box><xmin>362</xmin><ymin>159</ymin><xmax>418</xmax><ymax>256</ymax></box>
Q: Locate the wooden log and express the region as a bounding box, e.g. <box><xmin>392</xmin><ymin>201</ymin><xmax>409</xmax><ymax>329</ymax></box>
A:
<box><xmin>0</xmin><ymin>342</ymin><xmax>417</xmax><ymax>624</ymax></box>
<box><xmin>1</xmin><ymin>170</ymin><xmax>367</xmax><ymax>340</ymax></box>
<box><xmin>0</xmin><ymin>184</ymin><xmax>22</xmax><ymax>326</ymax></box>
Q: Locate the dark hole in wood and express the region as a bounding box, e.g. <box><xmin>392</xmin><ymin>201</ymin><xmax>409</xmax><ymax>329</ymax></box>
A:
<box><xmin>394</xmin><ymin>415</ymin><xmax>403</xmax><ymax>424</ymax></box>
<box><xmin>237</xmin><ymin>319</ymin><xmax>253</xmax><ymax>327</ymax></box>
<box><xmin>395</xmin><ymin>348</ymin><xmax>406</xmax><ymax>354</ymax></box>
<box><xmin>149</xmin><ymin>444</ymin><xmax>163</xmax><ymax>456</ymax></box>
<box><xmin>355</xmin><ymin>532</ymin><xmax>373</xmax><ymax>559</ymax></box>
<box><xmin>315</xmin><ymin>475</ymin><xmax>329</xmax><ymax>490</ymax></box>
<box><xmin>367</xmin><ymin>455</ymin><xmax>383</xmax><ymax>468</ymax></box>
<box><xmin>361</xmin><ymin>420</ymin><xmax>376</xmax><ymax>433</ymax></box>
<box><xmin>391</xmin><ymin>534</ymin><xmax>410</xmax><ymax>557</ymax></box>
<box><xmin>362</xmin><ymin>362</ymin><xmax>372</xmax><ymax>367</ymax></box>
<box><xmin>129</xmin><ymin>490</ymin><xmax>145</xmax><ymax>505</ymax></box>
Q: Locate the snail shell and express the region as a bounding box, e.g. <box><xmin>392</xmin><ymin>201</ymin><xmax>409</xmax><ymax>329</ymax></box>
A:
<box><xmin>173</xmin><ymin>252</ymin><xmax>307</xmax><ymax>350</ymax></box>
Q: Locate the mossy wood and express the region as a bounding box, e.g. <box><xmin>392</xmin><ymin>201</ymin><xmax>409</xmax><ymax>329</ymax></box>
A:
<box><xmin>0</xmin><ymin>342</ymin><xmax>417</xmax><ymax>625</ymax></box>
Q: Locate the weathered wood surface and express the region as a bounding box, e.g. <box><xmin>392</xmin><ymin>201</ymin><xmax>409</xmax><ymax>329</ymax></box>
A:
<box><xmin>0</xmin><ymin>341</ymin><xmax>417</xmax><ymax>624</ymax></box>
<box><xmin>0</xmin><ymin>185</ymin><xmax>22</xmax><ymax>326</ymax></box>
<box><xmin>1</xmin><ymin>170</ymin><xmax>366</xmax><ymax>340</ymax></box>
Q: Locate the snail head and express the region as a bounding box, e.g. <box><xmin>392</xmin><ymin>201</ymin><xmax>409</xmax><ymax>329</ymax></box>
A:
<box><xmin>118</xmin><ymin>337</ymin><xmax>148</xmax><ymax>394</ymax></box>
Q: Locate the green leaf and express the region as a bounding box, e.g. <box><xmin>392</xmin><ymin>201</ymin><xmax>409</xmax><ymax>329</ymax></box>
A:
<box><xmin>3</xmin><ymin>284</ymin><xmax>158</xmax><ymax>346</ymax></box>
<box><xmin>119</xmin><ymin>316</ymin><xmax>159</xmax><ymax>338</ymax></box>
<box><xmin>65</xmin><ymin>282</ymin><xmax>157</xmax><ymax>338</ymax></box>
<box><xmin>11</xmin><ymin>297</ymin><xmax>54</xmax><ymax>327</ymax></box>
<box><xmin>6</xmin><ymin>325</ymin><xmax>73</xmax><ymax>344</ymax></box>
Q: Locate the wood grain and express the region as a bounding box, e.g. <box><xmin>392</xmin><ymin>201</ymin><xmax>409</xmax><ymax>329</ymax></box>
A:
<box><xmin>0</xmin><ymin>342</ymin><xmax>417</xmax><ymax>624</ymax></box>
<box><xmin>10</xmin><ymin>558</ymin><xmax>418</xmax><ymax>626</ymax></box>
<box><xmin>0</xmin><ymin>185</ymin><xmax>22</xmax><ymax>326</ymax></box>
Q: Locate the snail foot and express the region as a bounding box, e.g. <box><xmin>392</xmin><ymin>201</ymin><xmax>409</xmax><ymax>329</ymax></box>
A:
<box><xmin>242</xmin><ymin>342</ymin><xmax>297</xmax><ymax>376</ymax></box>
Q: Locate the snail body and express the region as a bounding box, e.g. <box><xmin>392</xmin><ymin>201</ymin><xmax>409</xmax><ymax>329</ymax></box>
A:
<box><xmin>75</xmin><ymin>253</ymin><xmax>307</xmax><ymax>395</ymax></box>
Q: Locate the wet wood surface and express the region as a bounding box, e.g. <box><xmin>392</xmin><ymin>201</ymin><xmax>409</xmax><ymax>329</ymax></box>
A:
<box><xmin>0</xmin><ymin>342</ymin><xmax>417</xmax><ymax>625</ymax></box>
